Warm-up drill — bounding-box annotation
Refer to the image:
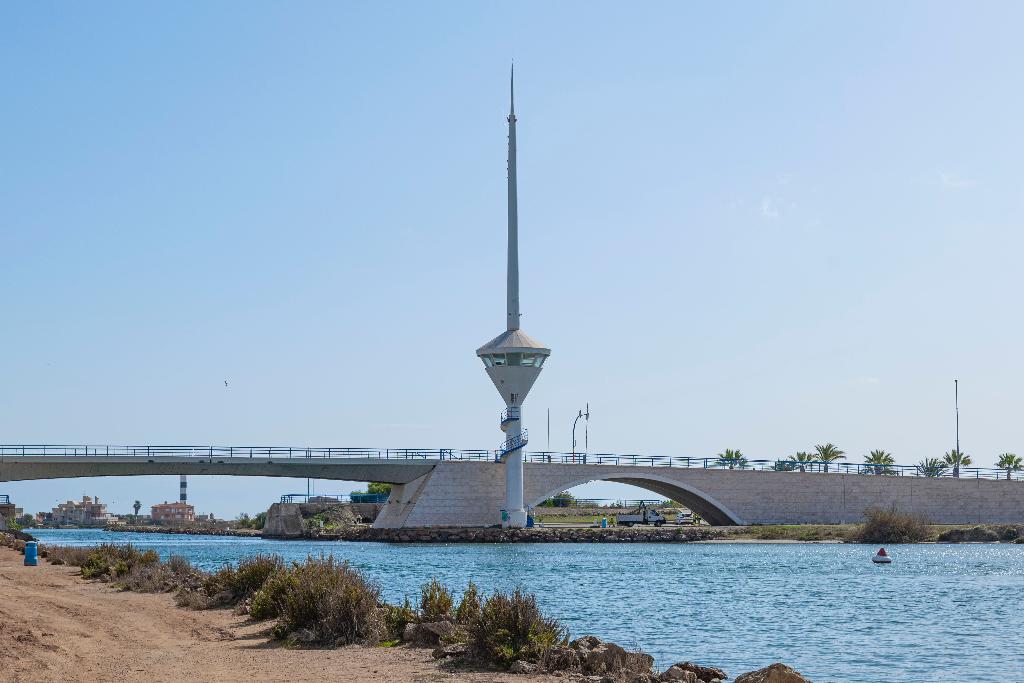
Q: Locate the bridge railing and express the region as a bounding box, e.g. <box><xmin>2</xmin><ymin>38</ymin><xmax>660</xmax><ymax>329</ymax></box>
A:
<box><xmin>279</xmin><ymin>493</ymin><xmax>390</xmax><ymax>504</ymax></box>
<box><xmin>0</xmin><ymin>445</ymin><xmax>1020</xmax><ymax>480</ymax></box>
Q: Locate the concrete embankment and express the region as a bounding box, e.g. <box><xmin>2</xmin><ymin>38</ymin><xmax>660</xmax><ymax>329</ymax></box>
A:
<box><xmin>107</xmin><ymin>525</ymin><xmax>262</xmax><ymax>537</ymax></box>
<box><xmin>271</xmin><ymin>525</ymin><xmax>722</xmax><ymax>543</ymax></box>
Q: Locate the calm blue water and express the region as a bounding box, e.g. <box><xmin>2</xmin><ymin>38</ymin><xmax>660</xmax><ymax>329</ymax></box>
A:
<box><xmin>30</xmin><ymin>529</ymin><xmax>1024</xmax><ymax>682</ymax></box>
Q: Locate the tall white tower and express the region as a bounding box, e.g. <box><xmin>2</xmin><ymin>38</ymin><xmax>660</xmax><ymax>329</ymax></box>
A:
<box><xmin>476</xmin><ymin>67</ymin><xmax>551</xmax><ymax>528</ymax></box>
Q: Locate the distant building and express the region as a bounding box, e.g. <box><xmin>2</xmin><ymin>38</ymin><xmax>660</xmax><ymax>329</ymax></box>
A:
<box><xmin>0</xmin><ymin>494</ymin><xmax>16</xmax><ymax>523</ymax></box>
<box><xmin>151</xmin><ymin>501</ymin><xmax>195</xmax><ymax>524</ymax></box>
<box><xmin>50</xmin><ymin>495</ymin><xmax>112</xmax><ymax>526</ymax></box>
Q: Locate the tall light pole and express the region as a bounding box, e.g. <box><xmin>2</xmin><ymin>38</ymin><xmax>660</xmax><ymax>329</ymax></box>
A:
<box><xmin>572</xmin><ymin>410</ymin><xmax>584</xmax><ymax>463</ymax></box>
<box><xmin>475</xmin><ymin>67</ymin><xmax>551</xmax><ymax>528</ymax></box>
<box><xmin>584</xmin><ymin>403</ymin><xmax>590</xmax><ymax>451</ymax></box>
<box><xmin>954</xmin><ymin>379</ymin><xmax>960</xmax><ymax>456</ymax></box>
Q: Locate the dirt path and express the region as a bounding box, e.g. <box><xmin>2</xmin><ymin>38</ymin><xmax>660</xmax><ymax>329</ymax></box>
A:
<box><xmin>0</xmin><ymin>546</ymin><xmax>551</xmax><ymax>683</ymax></box>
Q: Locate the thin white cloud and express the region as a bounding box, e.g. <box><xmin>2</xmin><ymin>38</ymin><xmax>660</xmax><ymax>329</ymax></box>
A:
<box><xmin>938</xmin><ymin>171</ymin><xmax>977</xmax><ymax>190</ymax></box>
<box><xmin>759</xmin><ymin>197</ymin><xmax>779</xmax><ymax>219</ymax></box>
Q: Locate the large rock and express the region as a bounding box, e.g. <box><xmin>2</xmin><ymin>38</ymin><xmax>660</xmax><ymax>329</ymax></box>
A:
<box><xmin>570</xmin><ymin>636</ymin><xmax>654</xmax><ymax>676</ymax></box>
<box><xmin>402</xmin><ymin>621</ymin><xmax>455</xmax><ymax>647</ymax></box>
<box><xmin>734</xmin><ymin>663</ymin><xmax>811</xmax><ymax>683</ymax></box>
<box><xmin>663</xmin><ymin>661</ymin><xmax>727</xmax><ymax>682</ymax></box>
<box><xmin>661</xmin><ymin>666</ymin><xmax>699</xmax><ymax>682</ymax></box>
<box><xmin>510</xmin><ymin>660</ymin><xmax>539</xmax><ymax>674</ymax></box>
<box><xmin>432</xmin><ymin>643</ymin><xmax>467</xmax><ymax>659</ymax></box>
<box><xmin>543</xmin><ymin>645</ymin><xmax>582</xmax><ymax>671</ymax></box>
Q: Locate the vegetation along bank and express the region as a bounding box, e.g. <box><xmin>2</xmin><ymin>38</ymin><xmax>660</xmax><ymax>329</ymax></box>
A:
<box><xmin>1</xmin><ymin>531</ymin><xmax>813</xmax><ymax>682</ymax></box>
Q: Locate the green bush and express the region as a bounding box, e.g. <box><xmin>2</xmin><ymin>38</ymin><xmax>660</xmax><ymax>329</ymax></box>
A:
<box><xmin>420</xmin><ymin>577</ymin><xmax>453</xmax><ymax>622</ymax></box>
<box><xmin>383</xmin><ymin>597</ymin><xmax>418</xmax><ymax>641</ymax></box>
<box><xmin>249</xmin><ymin>567</ymin><xmax>296</xmax><ymax>621</ymax></box>
<box><xmin>233</xmin><ymin>554</ymin><xmax>283</xmax><ymax>597</ymax></box>
<box><xmin>202</xmin><ymin>554</ymin><xmax>284</xmax><ymax>607</ymax></box>
<box><xmin>80</xmin><ymin>544</ymin><xmax>147</xmax><ymax>579</ymax></box>
<box><xmin>455</xmin><ymin>580</ymin><xmax>481</xmax><ymax>625</ymax></box>
<box><xmin>850</xmin><ymin>507</ymin><xmax>932</xmax><ymax>544</ymax></box>
<box><xmin>269</xmin><ymin>555</ymin><xmax>385</xmax><ymax>646</ymax></box>
<box><xmin>468</xmin><ymin>588</ymin><xmax>567</xmax><ymax>669</ymax></box>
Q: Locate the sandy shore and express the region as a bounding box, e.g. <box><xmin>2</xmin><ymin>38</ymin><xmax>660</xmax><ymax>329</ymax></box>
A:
<box><xmin>0</xmin><ymin>546</ymin><xmax>554</xmax><ymax>683</ymax></box>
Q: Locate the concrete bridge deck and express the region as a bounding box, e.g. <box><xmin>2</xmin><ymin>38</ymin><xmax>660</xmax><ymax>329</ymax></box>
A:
<box><xmin>2</xmin><ymin>447</ymin><xmax>1022</xmax><ymax>528</ymax></box>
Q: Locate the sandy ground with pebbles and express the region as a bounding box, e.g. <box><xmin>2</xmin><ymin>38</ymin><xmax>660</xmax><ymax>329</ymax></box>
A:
<box><xmin>0</xmin><ymin>546</ymin><xmax>555</xmax><ymax>683</ymax></box>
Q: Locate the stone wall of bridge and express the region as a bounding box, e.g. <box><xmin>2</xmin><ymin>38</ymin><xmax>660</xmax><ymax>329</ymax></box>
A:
<box><xmin>3</xmin><ymin>455</ymin><xmax>1023</xmax><ymax>528</ymax></box>
<box><xmin>374</xmin><ymin>461</ymin><xmax>1024</xmax><ymax>528</ymax></box>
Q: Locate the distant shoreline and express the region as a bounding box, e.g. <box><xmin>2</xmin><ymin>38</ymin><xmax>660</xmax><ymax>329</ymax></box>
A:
<box><xmin>41</xmin><ymin>522</ymin><xmax>1024</xmax><ymax>544</ymax></box>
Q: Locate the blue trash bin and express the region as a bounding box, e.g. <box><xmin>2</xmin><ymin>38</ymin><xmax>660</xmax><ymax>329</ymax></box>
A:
<box><xmin>24</xmin><ymin>541</ymin><xmax>38</xmax><ymax>566</ymax></box>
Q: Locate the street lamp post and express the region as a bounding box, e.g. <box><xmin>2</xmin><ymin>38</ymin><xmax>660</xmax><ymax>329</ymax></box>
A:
<box><xmin>954</xmin><ymin>379</ymin><xmax>960</xmax><ymax>456</ymax></box>
<box><xmin>584</xmin><ymin>403</ymin><xmax>590</xmax><ymax>452</ymax></box>
<box><xmin>572</xmin><ymin>410</ymin><xmax>584</xmax><ymax>464</ymax></box>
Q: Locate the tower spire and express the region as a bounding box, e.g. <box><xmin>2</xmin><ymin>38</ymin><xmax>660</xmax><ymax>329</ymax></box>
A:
<box><xmin>506</xmin><ymin>63</ymin><xmax>519</xmax><ymax>331</ymax></box>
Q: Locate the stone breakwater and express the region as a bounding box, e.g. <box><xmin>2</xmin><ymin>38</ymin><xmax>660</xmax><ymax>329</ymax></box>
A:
<box><xmin>106</xmin><ymin>525</ymin><xmax>262</xmax><ymax>538</ymax></box>
<box><xmin>284</xmin><ymin>526</ymin><xmax>722</xmax><ymax>543</ymax></box>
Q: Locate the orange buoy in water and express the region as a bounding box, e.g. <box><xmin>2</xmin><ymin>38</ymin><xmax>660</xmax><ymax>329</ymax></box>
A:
<box><xmin>872</xmin><ymin>547</ymin><xmax>892</xmax><ymax>564</ymax></box>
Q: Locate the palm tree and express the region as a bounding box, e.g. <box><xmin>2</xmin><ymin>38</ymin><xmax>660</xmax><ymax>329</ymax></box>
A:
<box><xmin>133</xmin><ymin>500</ymin><xmax>141</xmax><ymax>516</ymax></box>
<box><xmin>942</xmin><ymin>449</ymin><xmax>972</xmax><ymax>478</ymax></box>
<box><xmin>815</xmin><ymin>443</ymin><xmax>846</xmax><ymax>472</ymax></box>
<box><xmin>996</xmin><ymin>453</ymin><xmax>1023</xmax><ymax>481</ymax></box>
<box><xmin>863</xmin><ymin>450</ymin><xmax>895</xmax><ymax>475</ymax></box>
<box><xmin>788</xmin><ymin>452</ymin><xmax>815</xmax><ymax>473</ymax></box>
<box><xmin>717</xmin><ymin>449</ymin><xmax>748</xmax><ymax>470</ymax></box>
<box><xmin>916</xmin><ymin>457</ymin><xmax>947</xmax><ymax>477</ymax></box>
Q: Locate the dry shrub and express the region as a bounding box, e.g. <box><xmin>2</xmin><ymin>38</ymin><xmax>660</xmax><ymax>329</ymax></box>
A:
<box><xmin>455</xmin><ymin>580</ymin><xmax>481</xmax><ymax>625</ymax></box>
<box><xmin>167</xmin><ymin>555</ymin><xmax>194</xmax><ymax>575</ymax></box>
<box><xmin>382</xmin><ymin>597</ymin><xmax>418</xmax><ymax>641</ymax></box>
<box><xmin>119</xmin><ymin>552</ymin><xmax>197</xmax><ymax>593</ymax></box>
<box><xmin>175</xmin><ymin>590</ymin><xmax>214</xmax><ymax>610</ymax></box>
<box><xmin>202</xmin><ymin>554</ymin><xmax>284</xmax><ymax>607</ymax></box>
<box><xmin>80</xmin><ymin>544</ymin><xmax>150</xmax><ymax>579</ymax></box>
<box><xmin>119</xmin><ymin>562</ymin><xmax>176</xmax><ymax>592</ymax></box>
<box><xmin>850</xmin><ymin>507</ymin><xmax>932</xmax><ymax>544</ymax></box>
<box><xmin>420</xmin><ymin>578</ymin><xmax>453</xmax><ymax>622</ymax></box>
<box><xmin>43</xmin><ymin>545</ymin><xmax>92</xmax><ymax>566</ymax></box>
<box><xmin>269</xmin><ymin>555</ymin><xmax>386</xmax><ymax>646</ymax></box>
<box><xmin>468</xmin><ymin>588</ymin><xmax>567</xmax><ymax>669</ymax></box>
<box><xmin>249</xmin><ymin>568</ymin><xmax>295</xmax><ymax>621</ymax></box>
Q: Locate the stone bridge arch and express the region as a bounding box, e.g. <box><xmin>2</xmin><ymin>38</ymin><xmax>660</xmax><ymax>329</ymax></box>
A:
<box><xmin>524</xmin><ymin>469</ymin><xmax>746</xmax><ymax>526</ymax></box>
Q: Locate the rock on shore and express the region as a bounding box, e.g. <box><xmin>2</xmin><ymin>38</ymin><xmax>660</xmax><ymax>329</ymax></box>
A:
<box><xmin>734</xmin><ymin>663</ymin><xmax>811</xmax><ymax>683</ymax></box>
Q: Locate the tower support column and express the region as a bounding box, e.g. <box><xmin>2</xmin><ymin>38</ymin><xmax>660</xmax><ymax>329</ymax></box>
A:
<box><xmin>504</xmin><ymin>413</ymin><xmax>526</xmax><ymax>528</ymax></box>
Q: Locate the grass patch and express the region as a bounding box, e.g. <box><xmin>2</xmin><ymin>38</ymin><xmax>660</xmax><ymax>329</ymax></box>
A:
<box><xmin>744</xmin><ymin>525</ymin><xmax>851</xmax><ymax>541</ymax></box>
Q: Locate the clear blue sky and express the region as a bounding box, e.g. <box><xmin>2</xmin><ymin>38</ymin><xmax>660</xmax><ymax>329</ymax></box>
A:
<box><xmin>2</xmin><ymin>2</ymin><xmax>1022</xmax><ymax>517</ymax></box>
